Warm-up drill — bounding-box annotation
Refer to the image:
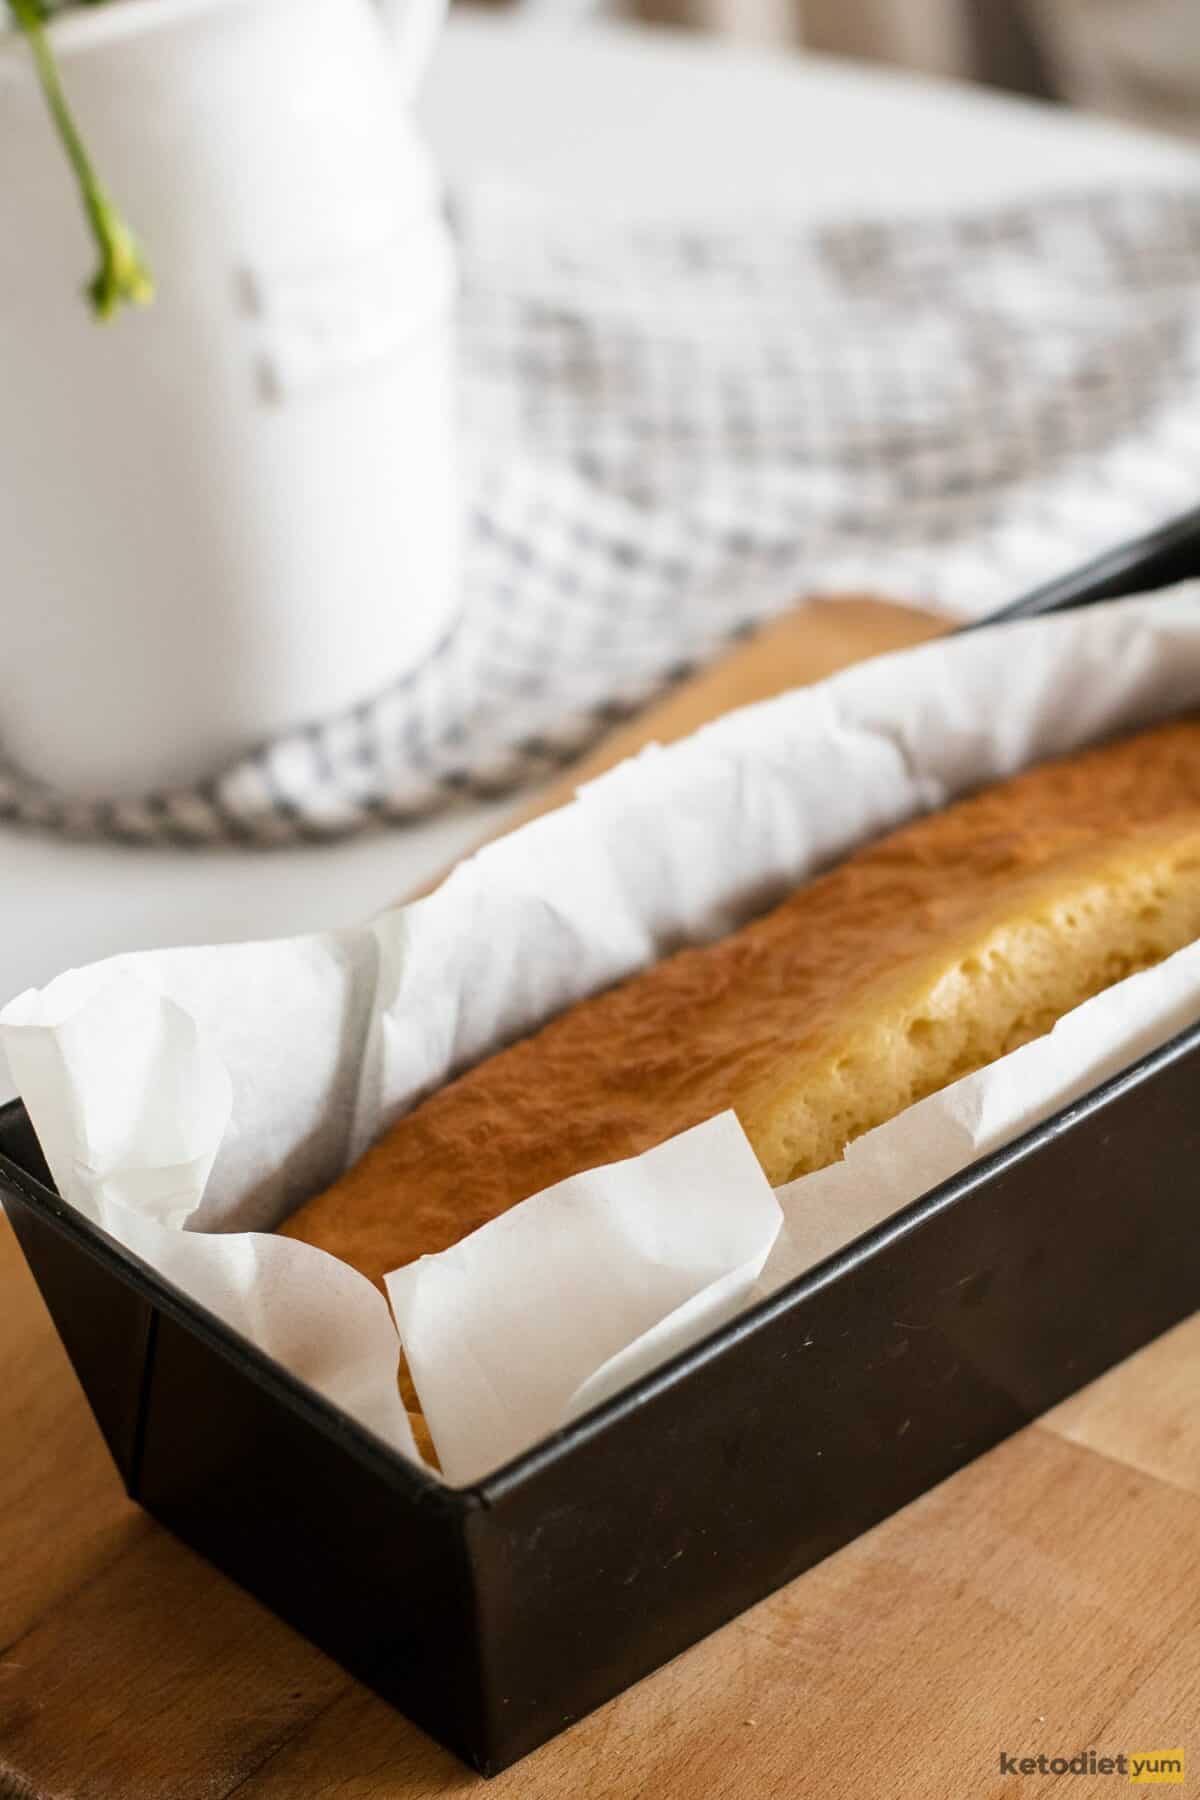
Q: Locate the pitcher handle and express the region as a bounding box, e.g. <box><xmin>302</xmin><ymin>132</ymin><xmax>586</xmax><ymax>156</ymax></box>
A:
<box><xmin>376</xmin><ymin>0</ymin><xmax>448</xmax><ymax>99</ymax></box>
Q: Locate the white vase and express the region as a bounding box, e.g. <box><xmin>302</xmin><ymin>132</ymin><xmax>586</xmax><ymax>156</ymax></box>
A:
<box><xmin>0</xmin><ymin>0</ymin><xmax>457</xmax><ymax>797</ymax></box>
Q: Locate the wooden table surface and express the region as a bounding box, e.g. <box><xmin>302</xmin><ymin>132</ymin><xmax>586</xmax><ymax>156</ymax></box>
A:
<box><xmin>2</xmin><ymin>600</ymin><xmax>1198</xmax><ymax>1799</ymax></box>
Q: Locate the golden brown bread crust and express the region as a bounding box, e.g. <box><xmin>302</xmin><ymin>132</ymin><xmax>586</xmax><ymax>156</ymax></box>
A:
<box><xmin>281</xmin><ymin>718</ymin><xmax>1200</xmax><ymax>1290</ymax></box>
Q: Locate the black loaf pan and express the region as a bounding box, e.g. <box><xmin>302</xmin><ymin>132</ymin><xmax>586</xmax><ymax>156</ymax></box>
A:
<box><xmin>4</xmin><ymin>507</ymin><xmax>1200</xmax><ymax>1774</ymax></box>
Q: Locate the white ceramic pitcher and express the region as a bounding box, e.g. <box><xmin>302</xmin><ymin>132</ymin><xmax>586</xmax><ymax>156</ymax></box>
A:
<box><xmin>0</xmin><ymin>0</ymin><xmax>457</xmax><ymax>797</ymax></box>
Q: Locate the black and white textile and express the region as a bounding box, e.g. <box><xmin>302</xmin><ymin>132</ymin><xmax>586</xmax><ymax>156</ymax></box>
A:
<box><xmin>7</xmin><ymin>182</ymin><xmax>1200</xmax><ymax>845</ymax></box>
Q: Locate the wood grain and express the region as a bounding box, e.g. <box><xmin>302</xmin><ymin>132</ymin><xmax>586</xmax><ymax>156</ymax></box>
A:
<box><xmin>0</xmin><ymin>1524</ymin><xmax>347</xmax><ymax>1800</ymax></box>
<box><xmin>1044</xmin><ymin>1312</ymin><xmax>1200</xmax><ymax>1499</ymax></box>
<box><xmin>0</xmin><ymin>1218</ymin><xmax>144</xmax><ymax>1651</ymax></box>
<box><xmin>1</xmin><ymin>595</ymin><xmax>1196</xmax><ymax>1800</ymax></box>
<box><xmin>28</xmin><ymin>1424</ymin><xmax>1189</xmax><ymax>1800</ymax></box>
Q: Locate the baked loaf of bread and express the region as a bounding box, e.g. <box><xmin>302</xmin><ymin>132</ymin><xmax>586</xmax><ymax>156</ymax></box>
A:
<box><xmin>282</xmin><ymin>719</ymin><xmax>1200</xmax><ymax>1296</ymax></box>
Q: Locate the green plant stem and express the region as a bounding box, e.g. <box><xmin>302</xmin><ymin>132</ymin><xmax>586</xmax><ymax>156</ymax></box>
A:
<box><xmin>8</xmin><ymin>0</ymin><xmax>153</xmax><ymax>319</ymax></box>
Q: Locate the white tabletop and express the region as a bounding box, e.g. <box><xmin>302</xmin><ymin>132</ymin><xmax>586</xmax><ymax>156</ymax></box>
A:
<box><xmin>2</xmin><ymin>14</ymin><xmax>1197</xmax><ymax>1097</ymax></box>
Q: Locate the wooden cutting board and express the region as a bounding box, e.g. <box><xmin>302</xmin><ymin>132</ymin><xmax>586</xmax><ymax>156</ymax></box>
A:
<box><xmin>2</xmin><ymin>597</ymin><xmax>1197</xmax><ymax>1800</ymax></box>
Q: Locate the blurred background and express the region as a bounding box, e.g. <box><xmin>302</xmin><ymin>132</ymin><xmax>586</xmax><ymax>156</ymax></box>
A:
<box><xmin>484</xmin><ymin>0</ymin><xmax>1200</xmax><ymax>141</ymax></box>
